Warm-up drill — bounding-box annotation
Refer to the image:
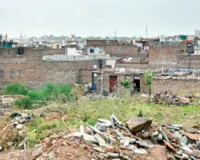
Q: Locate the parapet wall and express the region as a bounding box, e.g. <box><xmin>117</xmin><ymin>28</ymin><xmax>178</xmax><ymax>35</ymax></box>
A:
<box><xmin>151</xmin><ymin>78</ymin><xmax>200</xmax><ymax>94</ymax></box>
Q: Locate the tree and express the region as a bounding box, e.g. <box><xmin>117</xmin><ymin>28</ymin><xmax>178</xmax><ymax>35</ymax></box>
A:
<box><xmin>144</xmin><ymin>71</ymin><xmax>154</xmax><ymax>95</ymax></box>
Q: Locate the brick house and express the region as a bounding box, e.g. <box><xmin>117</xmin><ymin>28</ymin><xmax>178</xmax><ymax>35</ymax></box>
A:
<box><xmin>85</xmin><ymin>40</ymin><xmax>139</xmax><ymax>57</ymax></box>
<box><xmin>0</xmin><ymin>48</ymin><xmax>107</xmax><ymax>89</ymax></box>
<box><xmin>80</xmin><ymin>69</ymin><xmax>149</xmax><ymax>94</ymax></box>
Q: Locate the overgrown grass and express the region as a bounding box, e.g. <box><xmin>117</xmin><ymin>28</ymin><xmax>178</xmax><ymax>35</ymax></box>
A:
<box><xmin>4</xmin><ymin>83</ymin><xmax>200</xmax><ymax>147</ymax></box>
<box><xmin>4</xmin><ymin>83</ymin><xmax>75</xmax><ymax>109</ymax></box>
<box><xmin>14</xmin><ymin>97</ymin><xmax>33</xmax><ymax>109</ymax></box>
<box><xmin>24</xmin><ymin>96</ymin><xmax>200</xmax><ymax>147</ymax></box>
<box><xmin>4</xmin><ymin>83</ymin><xmax>28</xmax><ymax>95</ymax></box>
<box><xmin>26</xmin><ymin>117</ymin><xmax>65</xmax><ymax>147</ymax></box>
<box><xmin>39</xmin><ymin>96</ymin><xmax>200</xmax><ymax>126</ymax></box>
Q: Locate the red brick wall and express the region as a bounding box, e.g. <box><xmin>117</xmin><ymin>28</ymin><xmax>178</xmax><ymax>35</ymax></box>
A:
<box><xmin>151</xmin><ymin>78</ymin><xmax>200</xmax><ymax>94</ymax></box>
<box><xmin>101</xmin><ymin>45</ymin><xmax>138</xmax><ymax>57</ymax></box>
<box><xmin>148</xmin><ymin>44</ymin><xmax>186</xmax><ymax>69</ymax></box>
<box><xmin>79</xmin><ymin>70</ymin><xmax>92</xmax><ymax>84</ymax></box>
<box><xmin>86</xmin><ymin>40</ymin><xmax>118</xmax><ymax>46</ymax></box>
<box><xmin>177</xmin><ymin>54</ymin><xmax>200</xmax><ymax>68</ymax></box>
<box><xmin>0</xmin><ymin>48</ymin><xmax>103</xmax><ymax>88</ymax></box>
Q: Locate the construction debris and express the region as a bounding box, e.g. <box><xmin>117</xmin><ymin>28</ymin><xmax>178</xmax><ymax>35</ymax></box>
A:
<box><xmin>147</xmin><ymin>91</ymin><xmax>196</xmax><ymax>105</ymax></box>
<box><xmin>0</xmin><ymin>112</ymin><xmax>33</xmax><ymax>151</ymax></box>
<box><xmin>126</xmin><ymin>117</ymin><xmax>152</xmax><ymax>133</ymax></box>
<box><xmin>18</xmin><ymin>114</ymin><xmax>199</xmax><ymax>160</ymax></box>
<box><xmin>0</xmin><ymin>113</ymin><xmax>200</xmax><ymax>159</ymax></box>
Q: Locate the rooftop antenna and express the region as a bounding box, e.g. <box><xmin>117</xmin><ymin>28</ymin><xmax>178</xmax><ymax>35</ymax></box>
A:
<box><xmin>145</xmin><ymin>25</ymin><xmax>148</xmax><ymax>38</ymax></box>
<box><xmin>5</xmin><ymin>34</ymin><xmax>7</xmax><ymax>41</ymax></box>
<box><xmin>20</xmin><ymin>30</ymin><xmax>23</xmax><ymax>39</ymax></box>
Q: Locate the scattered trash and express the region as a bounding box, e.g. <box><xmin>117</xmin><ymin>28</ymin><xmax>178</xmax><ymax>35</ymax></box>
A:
<box><xmin>0</xmin><ymin>112</ymin><xmax>33</xmax><ymax>151</ymax></box>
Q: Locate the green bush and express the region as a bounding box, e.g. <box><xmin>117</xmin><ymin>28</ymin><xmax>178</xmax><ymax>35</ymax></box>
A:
<box><xmin>43</xmin><ymin>83</ymin><xmax>72</xmax><ymax>98</ymax></box>
<box><xmin>14</xmin><ymin>97</ymin><xmax>33</xmax><ymax>109</ymax></box>
<box><xmin>144</xmin><ymin>71</ymin><xmax>154</xmax><ymax>88</ymax></box>
<box><xmin>28</xmin><ymin>90</ymin><xmax>45</xmax><ymax>101</ymax></box>
<box><xmin>5</xmin><ymin>83</ymin><xmax>74</xmax><ymax>109</ymax></box>
<box><xmin>121</xmin><ymin>79</ymin><xmax>131</xmax><ymax>88</ymax></box>
<box><xmin>4</xmin><ymin>83</ymin><xmax>28</xmax><ymax>95</ymax></box>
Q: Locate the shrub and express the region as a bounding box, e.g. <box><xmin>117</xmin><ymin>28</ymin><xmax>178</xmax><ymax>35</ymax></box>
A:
<box><xmin>121</xmin><ymin>79</ymin><xmax>131</xmax><ymax>88</ymax></box>
<box><xmin>28</xmin><ymin>90</ymin><xmax>45</xmax><ymax>101</ymax></box>
<box><xmin>144</xmin><ymin>71</ymin><xmax>154</xmax><ymax>88</ymax></box>
<box><xmin>14</xmin><ymin>97</ymin><xmax>33</xmax><ymax>109</ymax></box>
<box><xmin>4</xmin><ymin>83</ymin><xmax>28</xmax><ymax>95</ymax></box>
<box><xmin>43</xmin><ymin>83</ymin><xmax>72</xmax><ymax>97</ymax></box>
<box><xmin>6</xmin><ymin>82</ymin><xmax>74</xmax><ymax>109</ymax></box>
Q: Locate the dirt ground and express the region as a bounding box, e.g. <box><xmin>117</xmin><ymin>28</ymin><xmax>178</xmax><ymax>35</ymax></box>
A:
<box><xmin>0</xmin><ymin>145</ymin><xmax>90</xmax><ymax>160</ymax></box>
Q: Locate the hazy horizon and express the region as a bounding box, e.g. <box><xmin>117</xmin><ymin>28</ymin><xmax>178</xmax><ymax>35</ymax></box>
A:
<box><xmin>0</xmin><ymin>0</ymin><xmax>199</xmax><ymax>38</ymax></box>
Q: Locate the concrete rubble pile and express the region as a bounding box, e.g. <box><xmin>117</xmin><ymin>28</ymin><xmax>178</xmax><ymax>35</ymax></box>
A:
<box><xmin>147</xmin><ymin>92</ymin><xmax>196</xmax><ymax>106</ymax></box>
<box><xmin>35</xmin><ymin>114</ymin><xmax>200</xmax><ymax>160</ymax></box>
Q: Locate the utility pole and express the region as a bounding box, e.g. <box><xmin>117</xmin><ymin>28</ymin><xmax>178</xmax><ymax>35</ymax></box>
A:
<box><xmin>114</xmin><ymin>29</ymin><xmax>117</xmax><ymax>38</ymax></box>
<box><xmin>0</xmin><ymin>34</ymin><xmax>1</xmax><ymax>42</ymax></box>
<box><xmin>145</xmin><ymin>25</ymin><xmax>148</xmax><ymax>38</ymax></box>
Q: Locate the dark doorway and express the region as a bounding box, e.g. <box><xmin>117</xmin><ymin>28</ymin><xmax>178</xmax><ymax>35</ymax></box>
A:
<box><xmin>134</xmin><ymin>79</ymin><xmax>140</xmax><ymax>92</ymax></box>
<box><xmin>109</xmin><ymin>76</ymin><xmax>117</xmax><ymax>92</ymax></box>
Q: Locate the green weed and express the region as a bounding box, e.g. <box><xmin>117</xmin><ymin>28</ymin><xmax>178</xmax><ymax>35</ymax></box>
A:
<box><xmin>14</xmin><ymin>97</ymin><xmax>33</xmax><ymax>109</ymax></box>
<box><xmin>4</xmin><ymin>83</ymin><xmax>28</xmax><ymax>95</ymax></box>
<box><xmin>5</xmin><ymin>83</ymin><xmax>74</xmax><ymax>109</ymax></box>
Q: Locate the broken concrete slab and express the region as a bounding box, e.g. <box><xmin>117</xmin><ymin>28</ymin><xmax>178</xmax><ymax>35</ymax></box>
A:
<box><xmin>149</xmin><ymin>145</ymin><xmax>168</xmax><ymax>160</ymax></box>
<box><xmin>83</xmin><ymin>133</ymin><xmax>98</xmax><ymax>144</ymax></box>
<box><xmin>111</xmin><ymin>114</ymin><xmax>122</xmax><ymax>126</ymax></box>
<box><xmin>180</xmin><ymin>136</ymin><xmax>188</xmax><ymax>144</ymax></box>
<box><xmin>32</xmin><ymin>146</ymin><xmax>43</xmax><ymax>158</ymax></box>
<box><xmin>88</xmin><ymin>125</ymin><xmax>102</xmax><ymax>135</ymax></box>
<box><xmin>94</xmin><ymin>134</ymin><xmax>107</xmax><ymax>147</ymax></box>
<box><xmin>173</xmin><ymin>131</ymin><xmax>182</xmax><ymax>139</ymax></box>
<box><xmin>162</xmin><ymin>127</ymin><xmax>173</xmax><ymax>139</ymax></box>
<box><xmin>16</xmin><ymin>124</ymin><xmax>24</xmax><ymax>130</ymax></box>
<box><xmin>163</xmin><ymin>140</ymin><xmax>177</xmax><ymax>153</ymax></box>
<box><xmin>63</xmin><ymin>132</ymin><xmax>82</xmax><ymax>138</ymax></box>
<box><xmin>126</xmin><ymin>117</ymin><xmax>152</xmax><ymax>133</ymax></box>
<box><xmin>133</xmin><ymin>148</ymin><xmax>148</xmax><ymax>155</ymax></box>
<box><xmin>183</xmin><ymin>131</ymin><xmax>200</xmax><ymax>141</ymax></box>
<box><xmin>97</xmin><ymin>119</ymin><xmax>112</xmax><ymax>127</ymax></box>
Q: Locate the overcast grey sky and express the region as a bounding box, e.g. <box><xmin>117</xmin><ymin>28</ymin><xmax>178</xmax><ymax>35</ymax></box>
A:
<box><xmin>0</xmin><ymin>0</ymin><xmax>199</xmax><ymax>38</ymax></box>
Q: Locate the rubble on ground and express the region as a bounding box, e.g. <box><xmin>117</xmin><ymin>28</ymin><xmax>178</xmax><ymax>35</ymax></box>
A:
<box><xmin>0</xmin><ymin>111</ymin><xmax>200</xmax><ymax>159</ymax></box>
<box><xmin>16</xmin><ymin>114</ymin><xmax>200</xmax><ymax>160</ymax></box>
<box><xmin>0</xmin><ymin>95</ymin><xmax>24</xmax><ymax>105</ymax></box>
<box><xmin>86</xmin><ymin>93</ymin><xmax>118</xmax><ymax>99</ymax></box>
<box><xmin>147</xmin><ymin>91</ymin><xmax>196</xmax><ymax>106</ymax></box>
<box><xmin>0</xmin><ymin>112</ymin><xmax>33</xmax><ymax>151</ymax></box>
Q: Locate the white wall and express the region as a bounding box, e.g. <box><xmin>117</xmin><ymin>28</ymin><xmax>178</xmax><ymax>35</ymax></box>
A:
<box><xmin>65</xmin><ymin>47</ymin><xmax>82</xmax><ymax>56</ymax></box>
<box><xmin>43</xmin><ymin>54</ymin><xmax>110</xmax><ymax>61</ymax></box>
<box><xmin>106</xmin><ymin>60</ymin><xmax>116</xmax><ymax>68</ymax></box>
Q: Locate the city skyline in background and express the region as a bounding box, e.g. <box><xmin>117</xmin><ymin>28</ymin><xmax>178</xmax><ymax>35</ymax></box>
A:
<box><xmin>0</xmin><ymin>0</ymin><xmax>200</xmax><ymax>38</ymax></box>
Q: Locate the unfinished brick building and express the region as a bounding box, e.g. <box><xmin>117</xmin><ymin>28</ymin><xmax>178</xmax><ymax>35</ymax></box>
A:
<box><xmin>80</xmin><ymin>69</ymin><xmax>149</xmax><ymax>94</ymax></box>
<box><xmin>0</xmin><ymin>48</ymin><xmax>106</xmax><ymax>88</ymax></box>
